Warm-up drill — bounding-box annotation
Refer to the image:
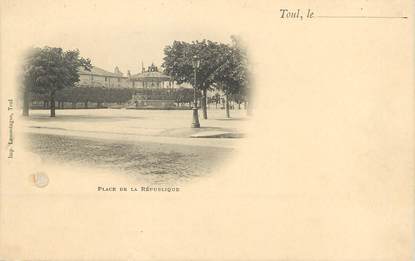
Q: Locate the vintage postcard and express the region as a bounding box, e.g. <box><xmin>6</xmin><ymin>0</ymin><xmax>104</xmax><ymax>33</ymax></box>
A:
<box><xmin>0</xmin><ymin>0</ymin><xmax>413</xmax><ymax>260</ymax></box>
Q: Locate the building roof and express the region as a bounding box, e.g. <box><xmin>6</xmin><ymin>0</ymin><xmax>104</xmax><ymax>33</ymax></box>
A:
<box><xmin>130</xmin><ymin>71</ymin><xmax>171</xmax><ymax>81</ymax></box>
<box><xmin>79</xmin><ymin>66</ymin><xmax>126</xmax><ymax>78</ymax></box>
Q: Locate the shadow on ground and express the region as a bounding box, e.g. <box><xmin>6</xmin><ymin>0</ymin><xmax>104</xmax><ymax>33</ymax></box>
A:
<box><xmin>26</xmin><ymin>133</ymin><xmax>233</xmax><ymax>185</ymax></box>
<box><xmin>28</xmin><ymin>114</ymin><xmax>144</xmax><ymax>122</ymax></box>
<box><xmin>157</xmin><ymin>126</ymin><xmax>238</xmax><ymax>138</ymax></box>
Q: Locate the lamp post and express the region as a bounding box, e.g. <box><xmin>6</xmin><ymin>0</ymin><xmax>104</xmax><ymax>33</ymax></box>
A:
<box><xmin>191</xmin><ymin>55</ymin><xmax>200</xmax><ymax>128</ymax></box>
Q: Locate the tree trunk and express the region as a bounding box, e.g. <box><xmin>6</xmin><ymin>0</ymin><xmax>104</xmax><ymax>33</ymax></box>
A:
<box><xmin>23</xmin><ymin>89</ymin><xmax>30</xmax><ymax>116</ymax></box>
<box><xmin>202</xmin><ymin>88</ymin><xmax>208</xmax><ymax>119</ymax></box>
<box><xmin>225</xmin><ymin>94</ymin><xmax>230</xmax><ymax>118</ymax></box>
<box><xmin>50</xmin><ymin>91</ymin><xmax>56</xmax><ymax>117</ymax></box>
<box><xmin>84</xmin><ymin>101</ymin><xmax>88</xmax><ymax>109</ymax></box>
<box><xmin>238</xmin><ymin>101</ymin><xmax>241</xmax><ymax>110</ymax></box>
<box><xmin>72</xmin><ymin>102</ymin><xmax>76</xmax><ymax>109</ymax></box>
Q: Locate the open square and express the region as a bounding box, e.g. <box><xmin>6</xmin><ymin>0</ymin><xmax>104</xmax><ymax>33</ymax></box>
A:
<box><xmin>23</xmin><ymin>108</ymin><xmax>249</xmax><ymax>184</ymax></box>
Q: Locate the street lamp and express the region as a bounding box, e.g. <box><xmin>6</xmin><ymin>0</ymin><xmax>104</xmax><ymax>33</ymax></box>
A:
<box><xmin>191</xmin><ymin>55</ymin><xmax>200</xmax><ymax>128</ymax></box>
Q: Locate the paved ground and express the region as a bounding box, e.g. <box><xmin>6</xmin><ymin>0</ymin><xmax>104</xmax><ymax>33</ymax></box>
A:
<box><xmin>22</xmin><ymin>108</ymin><xmax>249</xmax><ymax>185</ymax></box>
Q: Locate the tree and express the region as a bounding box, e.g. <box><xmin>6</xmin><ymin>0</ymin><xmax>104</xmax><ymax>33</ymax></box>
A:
<box><xmin>23</xmin><ymin>46</ymin><xmax>91</xmax><ymax>117</ymax></box>
<box><xmin>162</xmin><ymin>40</ymin><xmax>226</xmax><ymax>119</ymax></box>
<box><xmin>163</xmin><ymin>37</ymin><xmax>250</xmax><ymax>119</ymax></box>
<box><xmin>21</xmin><ymin>48</ymin><xmax>40</xmax><ymax>116</ymax></box>
<box><xmin>231</xmin><ymin>35</ymin><xmax>252</xmax><ymax>115</ymax></box>
<box><xmin>212</xmin><ymin>37</ymin><xmax>249</xmax><ymax>118</ymax></box>
<box><xmin>212</xmin><ymin>93</ymin><xmax>221</xmax><ymax>109</ymax></box>
<box><xmin>174</xmin><ymin>87</ymin><xmax>194</xmax><ymax>107</ymax></box>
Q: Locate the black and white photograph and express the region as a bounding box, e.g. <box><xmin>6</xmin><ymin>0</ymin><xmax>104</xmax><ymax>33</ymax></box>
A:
<box><xmin>20</xmin><ymin>35</ymin><xmax>252</xmax><ymax>185</ymax></box>
<box><xmin>0</xmin><ymin>1</ymin><xmax>413</xmax><ymax>260</ymax></box>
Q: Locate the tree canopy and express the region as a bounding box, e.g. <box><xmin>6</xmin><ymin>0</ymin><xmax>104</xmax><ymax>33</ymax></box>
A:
<box><xmin>162</xmin><ymin>37</ymin><xmax>250</xmax><ymax>118</ymax></box>
<box><xmin>163</xmin><ymin>40</ymin><xmax>222</xmax><ymax>90</ymax></box>
<box><xmin>22</xmin><ymin>46</ymin><xmax>91</xmax><ymax>116</ymax></box>
<box><xmin>24</xmin><ymin>47</ymin><xmax>91</xmax><ymax>94</ymax></box>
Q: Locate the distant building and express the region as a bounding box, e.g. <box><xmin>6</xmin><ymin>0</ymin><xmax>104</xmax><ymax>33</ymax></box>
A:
<box><xmin>129</xmin><ymin>63</ymin><xmax>173</xmax><ymax>89</ymax></box>
<box><xmin>76</xmin><ymin>63</ymin><xmax>194</xmax><ymax>108</ymax></box>
<box><xmin>78</xmin><ymin>66</ymin><xmax>129</xmax><ymax>88</ymax></box>
<box><xmin>78</xmin><ymin>63</ymin><xmax>191</xmax><ymax>90</ymax></box>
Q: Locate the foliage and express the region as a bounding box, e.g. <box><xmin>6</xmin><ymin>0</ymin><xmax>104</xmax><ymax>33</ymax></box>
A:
<box><xmin>212</xmin><ymin>37</ymin><xmax>249</xmax><ymax>96</ymax></box>
<box><xmin>162</xmin><ymin>37</ymin><xmax>250</xmax><ymax>101</ymax></box>
<box><xmin>29</xmin><ymin>87</ymin><xmax>197</xmax><ymax>107</ymax></box>
<box><xmin>162</xmin><ymin>38</ymin><xmax>250</xmax><ymax>119</ymax></box>
<box><xmin>24</xmin><ymin>47</ymin><xmax>92</xmax><ymax>95</ymax></box>
<box><xmin>173</xmin><ymin>88</ymin><xmax>195</xmax><ymax>105</ymax></box>
<box><xmin>22</xmin><ymin>46</ymin><xmax>91</xmax><ymax>116</ymax></box>
<box><xmin>163</xmin><ymin>40</ymin><xmax>223</xmax><ymax>90</ymax></box>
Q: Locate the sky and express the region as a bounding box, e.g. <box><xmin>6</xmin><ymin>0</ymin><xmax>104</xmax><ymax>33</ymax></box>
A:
<box><xmin>3</xmin><ymin>0</ymin><xmax>243</xmax><ymax>76</ymax></box>
<box><xmin>55</xmin><ymin>30</ymin><xmax>233</xmax><ymax>76</ymax></box>
<box><xmin>38</xmin><ymin>25</ymin><xmax>234</xmax><ymax>76</ymax></box>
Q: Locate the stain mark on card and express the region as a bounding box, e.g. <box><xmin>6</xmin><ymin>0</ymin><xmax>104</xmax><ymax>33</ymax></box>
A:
<box><xmin>32</xmin><ymin>172</ymin><xmax>49</xmax><ymax>188</ymax></box>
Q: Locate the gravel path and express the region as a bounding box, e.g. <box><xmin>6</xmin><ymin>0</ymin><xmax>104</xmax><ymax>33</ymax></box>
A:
<box><xmin>27</xmin><ymin>133</ymin><xmax>233</xmax><ymax>185</ymax></box>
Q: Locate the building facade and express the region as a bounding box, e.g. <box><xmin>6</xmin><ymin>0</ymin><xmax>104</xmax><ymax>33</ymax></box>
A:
<box><xmin>78</xmin><ymin>66</ymin><xmax>129</xmax><ymax>88</ymax></box>
<box><xmin>78</xmin><ymin>63</ymin><xmax>190</xmax><ymax>89</ymax></box>
<box><xmin>76</xmin><ymin>63</ymin><xmax>196</xmax><ymax>108</ymax></box>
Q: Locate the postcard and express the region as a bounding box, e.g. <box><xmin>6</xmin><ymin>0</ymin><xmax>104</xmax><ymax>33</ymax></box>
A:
<box><xmin>0</xmin><ymin>0</ymin><xmax>413</xmax><ymax>260</ymax></box>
